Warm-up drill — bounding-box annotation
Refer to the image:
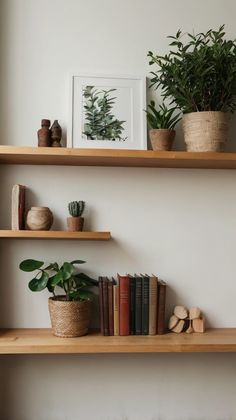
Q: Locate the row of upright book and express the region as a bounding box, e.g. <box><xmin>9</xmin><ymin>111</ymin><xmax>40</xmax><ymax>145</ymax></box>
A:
<box><xmin>98</xmin><ymin>274</ymin><xmax>167</xmax><ymax>336</ymax></box>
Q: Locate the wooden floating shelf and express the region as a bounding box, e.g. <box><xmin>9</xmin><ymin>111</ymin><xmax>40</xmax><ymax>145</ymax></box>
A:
<box><xmin>0</xmin><ymin>230</ymin><xmax>111</xmax><ymax>240</ymax></box>
<box><xmin>0</xmin><ymin>328</ymin><xmax>236</xmax><ymax>354</ymax></box>
<box><xmin>1</xmin><ymin>145</ymin><xmax>236</xmax><ymax>169</ymax></box>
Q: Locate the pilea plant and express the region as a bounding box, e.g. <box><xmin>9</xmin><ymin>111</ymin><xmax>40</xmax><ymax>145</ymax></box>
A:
<box><xmin>148</xmin><ymin>25</ymin><xmax>236</xmax><ymax>113</ymax></box>
<box><xmin>145</xmin><ymin>101</ymin><xmax>181</xmax><ymax>129</ymax></box>
<box><xmin>68</xmin><ymin>201</ymin><xmax>85</xmax><ymax>217</ymax></box>
<box><xmin>19</xmin><ymin>259</ymin><xmax>97</xmax><ymax>301</ymax></box>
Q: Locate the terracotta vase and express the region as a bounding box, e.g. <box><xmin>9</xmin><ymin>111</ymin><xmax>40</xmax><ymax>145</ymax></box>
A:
<box><xmin>26</xmin><ymin>207</ymin><xmax>53</xmax><ymax>230</ymax></box>
<box><xmin>149</xmin><ymin>129</ymin><xmax>175</xmax><ymax>151</ymax></box>
<box><xmin>67</xmin><ymin>216</ymin><xmax>84</xmax><ymax>232</ymax></box>
<box><xmin>37</xmin><ymin>119</ymin><xmax>51</xmax><ymax>147</ymax></box>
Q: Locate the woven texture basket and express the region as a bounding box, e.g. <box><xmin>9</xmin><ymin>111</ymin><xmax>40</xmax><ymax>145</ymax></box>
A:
<box><xmin>183</xmin><ymin>111</ymin><xmax>229</xmax><ymax>152</ymax></box>
<box><xmin>48</xmin><ymin>297</ymin><xmax>91</xmax><ymax>338</ymax></box>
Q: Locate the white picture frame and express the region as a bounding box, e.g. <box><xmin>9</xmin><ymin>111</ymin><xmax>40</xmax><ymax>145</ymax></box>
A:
<box><xmin>68</xmin><ymin>74</ymin><xmax>147</xmax><ymax>149</ymax></box>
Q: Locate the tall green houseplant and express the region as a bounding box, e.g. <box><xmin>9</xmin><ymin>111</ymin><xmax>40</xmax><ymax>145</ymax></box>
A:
<box><xmin>148</xmin><ymin>25</ymin><xmax>236</xmax><ymax>152</ymax></box>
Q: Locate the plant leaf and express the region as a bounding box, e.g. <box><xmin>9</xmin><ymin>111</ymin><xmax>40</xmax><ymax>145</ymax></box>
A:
<box><xmin>28</xmin><ymin>271</ymin><xmax>49</xmax><ymax>291</ymax></box>
<box><xmin>19</xmin><ymin>259</ymin><xmax>44</xmax><ymax>272</ymax></box>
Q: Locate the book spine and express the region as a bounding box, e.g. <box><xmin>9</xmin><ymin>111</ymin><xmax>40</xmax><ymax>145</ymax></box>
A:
<box><xmin>130</xmin><ymin>277</ymin><xmax>136</xmax><ymax>335</ymax></box>
<box><xmin>108</xmin><ymin>280</ymin><xmax>114</xmax><ymax>336</ymax></box>
<box><xmin>135</xmin><ymin>277</ymin><xmax>142</xmax><ymax>335</ymax></box>
<box><xmin>102</xmin><ymin>278</ymin><xmax>109</xmax><ymax>336</ymax></box>
<box><xmin>157</xmin><ymin>281</ymin><xmax>167</xmax><ymax>335</ymax></box>
<box><xmin>19</xmin><ymin>186</ymin><xmax>26</xmax><ymax>230</ymax></box>
<box><xmin>113</xmin><ymin>285</ymin><xmax>119</xmax><ymax>336</ymax></box>
<box><xmin>141</xmin><ymin>276</ymin><xmax>149</xmax><ymax>335</ymax></box>
<box><xmin>119</xmin><ymin>275</ymin><xmax>130</xmax><ymax>336</ymax></box>
<box><xmin>98</xmin><ymin>277</ymin><xmax>104</xmax><ymax>335</ymax></box>
<box><xmin>148</xmin><ymin>276</ymin><xmax>158</xmax><ymax>335</ymax></box>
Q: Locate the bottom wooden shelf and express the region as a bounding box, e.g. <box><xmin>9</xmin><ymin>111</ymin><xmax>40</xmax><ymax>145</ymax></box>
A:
<box><xmin>0</xmin><ymin>328</ymin><xmax>236</xmax><ymax>354</ymax></box>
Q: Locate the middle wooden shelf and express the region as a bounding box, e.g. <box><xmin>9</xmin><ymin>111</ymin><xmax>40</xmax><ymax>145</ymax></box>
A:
<box><xmin>0</xmin><ymin>230</ymin><xmax>111</xmax><ymax>240</ymax></box>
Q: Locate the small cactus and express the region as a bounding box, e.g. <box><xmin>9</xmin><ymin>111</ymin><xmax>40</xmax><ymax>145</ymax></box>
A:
<box><xmin>68</xmin><ymin>201</ymin><xmax>85</xmax><ymax>217</ymax></box>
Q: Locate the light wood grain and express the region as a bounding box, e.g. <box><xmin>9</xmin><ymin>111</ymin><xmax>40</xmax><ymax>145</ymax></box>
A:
<box><xmin>0</xmin><ymin>328</ymin><xmax>236</xmax><ymax>353</ymax></box>
<box><xmin>1</xmin><ymin>145</ymin><xmax>236</xmax><ymax>169</ymax></box>
<box><xmin>0</xmin><ymin>230</ymin><xmax>111</xmax><ymax>240</ymax></box>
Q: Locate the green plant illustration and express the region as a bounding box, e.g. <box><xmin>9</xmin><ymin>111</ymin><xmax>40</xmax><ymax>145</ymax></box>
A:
<box><xmin>83</xmin><ymin>86</ymin><xmax>127</xmax><ymax>141</ymax></box>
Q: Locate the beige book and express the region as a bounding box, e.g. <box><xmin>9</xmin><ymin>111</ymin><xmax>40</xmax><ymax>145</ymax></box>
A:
<box><xmin>149</xmin><ymin>275</ymin><xmax>158</xmax><ymax>335</ymax></box>
<box><xmin>11</xmin><ymin>184</ymin><xmax>26</xmax><ymax>230</ymax></box>
<box><xmin>113</xmin><ymin>284</ymin><xmax>119</xmax><ymax>336</ymax></box>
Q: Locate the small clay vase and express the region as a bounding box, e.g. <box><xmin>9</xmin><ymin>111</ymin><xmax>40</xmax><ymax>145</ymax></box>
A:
<box><xmin>67</xmin><ymin>216</ymin><xmax>84</xmax><ymax>232</ymax></box>
<box><xmin>26</xmin><ymin>207</ymin><xmax>53</xmax><ymax>230</ymax></box>
<box><xmin>38</xmin><ymin>119</ymin><xmax>51</xmax><ymax>147</ymax></box>
<box><xmin>149</xmin><ymin>129</ymin><xmax>176</xmax><ymax>151</ymax></box>
<box><xmin>51</xmin><ymin>120</ymin><xmax>62</xmax><ymax>147</ymax></box>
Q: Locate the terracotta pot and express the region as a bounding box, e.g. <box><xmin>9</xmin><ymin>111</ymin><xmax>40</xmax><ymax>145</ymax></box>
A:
<box><xmin>37</xmin><ymin>119</ymin><xmax>51</xmax><ymax>147</ymax></box>
<box><xmin>182</xmin><ymin>111</ymin><xmax>229</xmax><ymax>152</ymax></box>
<box><xmin>149</xmin><ymin>129</ymin><xmax>175</xmax><ymax>151</ymax></box>
<box><xmin>48</xmin><ymin>297</ymin><xmax>91</xmax><ymax>338</ymax></box>
<box><xmin>26</xmin><ymin>206</ymin><xmax>53</xmax><ymax>230</ymax></box>
<box><xmin>67</xmin><ymin>216</ymin><xmax>84</xmax><ymax>231</ymax></box>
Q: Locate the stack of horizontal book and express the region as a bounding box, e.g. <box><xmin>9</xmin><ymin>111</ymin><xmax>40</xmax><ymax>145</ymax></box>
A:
<box><xmin>98</xmin><ymin>274</ymin><xmax>166</xmax><ymax>336</ymax></box>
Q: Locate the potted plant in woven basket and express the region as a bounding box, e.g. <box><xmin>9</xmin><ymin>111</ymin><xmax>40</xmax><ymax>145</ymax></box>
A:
<box><xmin>145</xmin><ymin>101</ymin><xmax>181</xmax><ymax>150</ymax></box>
<box><xmin>19</xmin><ymin>258</ymin><xmax>97</xmax><ymax>337</ymax></box>
<box><xmin>67</xmin><ymin>201</ymin><xmax>85</xmax><ymax>231</ymax></box>
<box><xmin>148</xmin><ymin>25</ymin><xmax>236</xmax><ymax>152</ymax></box>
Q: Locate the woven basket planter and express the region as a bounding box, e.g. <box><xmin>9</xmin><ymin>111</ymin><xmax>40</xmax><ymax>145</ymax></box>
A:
<box><xmin>182</xmin><ymin>111</ymin><xmax>229</xmax><ymax>152</ymax></box>
<box><xmin>48</xmin><ymin>297</ymin><xmax>91</xmax><ymax>338</ymax></box>
<box><xmin>149</xmin><ymin>129</ymin><xmax>175</xmax><ymax>151</ymax></box>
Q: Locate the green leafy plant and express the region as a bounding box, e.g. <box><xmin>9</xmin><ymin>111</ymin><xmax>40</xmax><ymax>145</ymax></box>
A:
<box><xmin>83</xmin><ymin>86</ymin><xmax>126</xmax><ymax>141</ymax></box>
<box><xmin>19</xmin><ymin>259</ymin><xmax>97</xmax><ymax>301</ymax></box>
<box><xmin>145</xmin><ymin>101</ymin><xmax>181</xmax><ymax>129</ymax></box>
<box><xmin>68</xmin><ymin>201</ymin><xmax>85</xmax><ymax>217</ymax></box>
<box><xmin>148</xmin><ymin>25</ymin><xmax>236</xmax><ymax>113</ymax></box>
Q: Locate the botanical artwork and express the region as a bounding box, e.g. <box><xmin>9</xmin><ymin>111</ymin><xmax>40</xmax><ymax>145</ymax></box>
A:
<box><xmin>82</xmin><ymin>86</ymin><xmax>127</xmax><ymax>141</ymax></box>
<box><xmin>70</xmin><ymin>75</ymin><xmax>146</xmax><ymax>149</ymax></box>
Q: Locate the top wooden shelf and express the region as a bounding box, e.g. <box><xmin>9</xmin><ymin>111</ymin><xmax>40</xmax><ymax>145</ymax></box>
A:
<box><xmin>1</xmin><ymin>146</ymin><xmax>236</xmax><ymax>169</ymax></box>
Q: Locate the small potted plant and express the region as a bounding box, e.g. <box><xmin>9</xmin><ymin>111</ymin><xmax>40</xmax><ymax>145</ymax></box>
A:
<box><xmin>67</xmin><ymin>201</ymin><xmax>85</xmax><ymax>231</ymax></box>
<box><xmin>148</xmin><ymin>25</ymin><xmax>236</xmax><ymax>152</ymax></box>
<box><xmin>19</xmin><ymin>258</ymin><xmax>97</xmax><ymax>337</ymax></box>
<box><xmin>145</xmin><ymin>101</ymin><xmax>181</xmax><ymax>151</ymax></box>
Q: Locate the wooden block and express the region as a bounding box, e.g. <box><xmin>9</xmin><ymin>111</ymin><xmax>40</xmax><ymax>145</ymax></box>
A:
<box><xmin>173</xmin><ymin>305</ymin><xmax>188</xmax><ymax>320</ymax></box>
<box><xmin>171</xmin><ymin>319</ymin><xmax>185</xmax><ymax>333</ymax></box>
<box><xmin>192</xmin><ymin>317</ymin><xmax>205</xmax><ymax>333</ymax></box>
<box><xmin>186</xmin><ymin>321</ymin><xmax>194</xmax><ymax>334</ymax></box>
<box><xmin>189</xmin><ymin>307</ymin><xmax>201</xmax><ymax>320</ymax></box>
<box><xmin>168</xmin><ymin>314</ymin><xmax>179</xmax><ymax>330</ymax></box>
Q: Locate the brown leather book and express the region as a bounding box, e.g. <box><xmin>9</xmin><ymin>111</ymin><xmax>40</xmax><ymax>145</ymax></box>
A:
<box><xmin>98</xmin><ymin>277</ymin><xmax>104</xmax><ymax>335</ymax></box>
<box><xmin>113</xmin><ymin>283</ymin><xmax>119</xmax><ymax>336</ymax></box>
<box><xmin>148</xmin><ymin>275</ymin><xmax>158</xmax><ymax>335</ymax></box>
<box><xmin>108</xmin><ymin>279</ymin><xmax>114</xmax><ymax>336</ymax></box>
<box><xmin>118</xmin><ymin>274</ymin><xmax>130</xmax><ymax>336</ymax></box>
<box><xmin>157</xmin><ymin>280</ymin><xmax>167</xmax><ymax>334</ymax></box>
<box><xmin>102</xmin><ymin>277</ymin><xmax>109</xmax><ymax>336</ymax></box>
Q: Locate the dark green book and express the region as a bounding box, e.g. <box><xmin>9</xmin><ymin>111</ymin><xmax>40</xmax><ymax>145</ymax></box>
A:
<box><xmin>134</xmin><ymin>275</ymin><xmax>142</xmax><ymax>335</ymax></box>
<box><xmin>129</xmin><ymin>275</ymin><xmax>136</xmax><ymax>335</ymax></box>
<box><xmin>141</xmin><ymin>275</ymin><xmax>149</xmax><ymax>335</ymax></box>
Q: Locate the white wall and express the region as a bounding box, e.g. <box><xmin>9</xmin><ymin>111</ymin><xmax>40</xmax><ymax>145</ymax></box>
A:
<box><xmin>1</xmin><ymin>1</ymin><xmax>236</xmax><ymax>419</ymax></box>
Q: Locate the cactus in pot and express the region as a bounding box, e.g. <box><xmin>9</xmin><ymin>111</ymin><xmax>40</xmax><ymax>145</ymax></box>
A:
<box><xmin>67</xmin><ymin>201</ymin><xmax>85</xmax><ymax>231</ymax></box>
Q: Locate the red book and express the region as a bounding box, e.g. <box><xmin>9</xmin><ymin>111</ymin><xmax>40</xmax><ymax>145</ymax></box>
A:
<box><xmin>98</xmin><ymin>277</ymin><xmax>104</xmax><ymax>335</ymax></box>
<box><xmin>118</xmin><ymin>274</ymin><xmax>130</xmax><ymax>336</ymax></box>
<box><xmin>102</xmin><ymin>278</ymin><xmax>109</xmax><ymax>336</ymax></box>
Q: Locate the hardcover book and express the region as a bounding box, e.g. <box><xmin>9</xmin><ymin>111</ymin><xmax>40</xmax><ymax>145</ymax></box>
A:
<box><xmin>157</xmin><ymin>280</ymin><xmax>167</xmax><ymax>335</ymax></box>
<box><xmin>134</xmin><ymin>275</ymin><xmax>142</xmax><ymax>335</ymax></box>
<box><xmin>148</xmin><ymin>275</ymin><xmax>158</xmax><ymax>335</ymax></box>
<box><xmin>113</xmin><ymin>283</ymin><xmax>119</xmax><ymax>336</ymax></box>
<box><xmin>11</xmin><ymin>184</ymin><xmax>26</xmax><ymax>230</ymax></box>
<box><xmin>108</xmin><ymin>278</ymin><xmax>114</xmax><ymax>336</ymax></box>
<box><xmin>102</xmin><ymin>277</ymin><xmax>109</xmax><ymax>336</ymax></box>
<box><xmin>141</xmin><ymin>275</ymin><xmax>149</xmax><ymax>335</ymax></box>
<box><xmin>118</xmin><ymin>274</ymin><xmax>130</xmax><ymax>336</ymax></box>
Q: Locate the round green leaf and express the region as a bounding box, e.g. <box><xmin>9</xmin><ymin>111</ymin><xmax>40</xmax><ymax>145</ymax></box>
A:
<box><xmin>28</xmin><ymin>271</ymin><xmax>49</xmax><ymax>291</ymax></box>
<box><xmin>70</xmin><ymin>260</ymin><xmax>86</xmax><ymax>265</ymax></box>
<box><xmin>20</xmin><ymin>259</ymin><xmax>44</xmax><ymax>272</ymax></box>
<box><xmin>51</xmin><ymin>271</ymin><xmax>64</xmax><ymax>287</ymax></box>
